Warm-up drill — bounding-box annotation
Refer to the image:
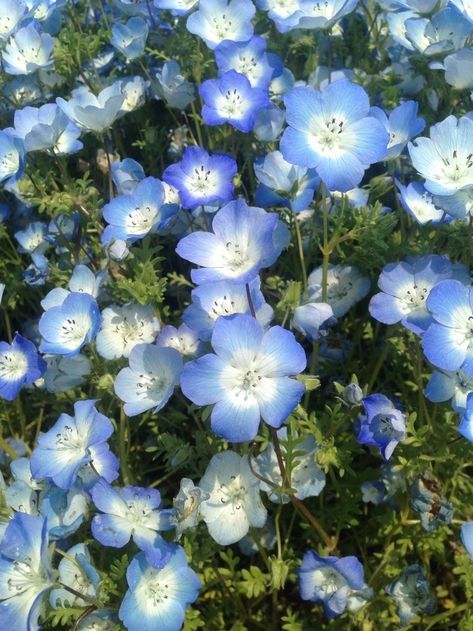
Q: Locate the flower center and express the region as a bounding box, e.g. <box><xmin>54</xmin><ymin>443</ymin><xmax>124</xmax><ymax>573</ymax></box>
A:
<box><xmin>60</xmin><ymin>316</ymin><xmax>90</xmax><ymax>345</ymax></box>
<box><xmin>7</xmin><ymin>559</ymin><xmax>48</xmax><ymax>596</ymax></box>
<box><xmin>135</xmin><ymin>372</ymin><xmax>167</xmax><ymax>399</ymax></box>
<box><xmin>313</xmin><ymin>567</ymin><xmax>345</xmax><ymax>596</ymax></box>
<box><xmin>401</xmin><ymin>283</ymin><xmax>430</xmax><ymax>310</ymax></box>
<box><xmin>222</xmin><ymin>88</ymin><xmax>244</xmax><ymax>117</ymax></box>
<box><xmin>188</xmin><ymin>164</ymin><xmax>218</xmax><ymax>195</ymax></box>
<box><xmin>126</xmin><ymin>205</ymin><xmax>157</xmax><ymax>234</ymax></box>
<box><xmin>210</xmin><ymin>294</ymin><xmax>238</xmax><ymax>319</ymax></box>
<box><xmin>217</xmin><ymin>474</ymin><xmax>246</xmax><ymax>511</ymax></box>
<box><xmin>55</xmin><ymin>424</ymin><xmax>87</xmax><ymax>452</ymax></box>
<box><xmin>212</xmin><ymin>14</ymin><xmax>233</xmax><ymax>40</ymax></box>
<box><xmin>439</xmin><ymin>149</ymin><xmax>473</xmax><ymax>184</ymax></box>
<box><xmin>0</xmin><ymin>350</ymin><xmax>28</xmax><ymax>381</ymax></box>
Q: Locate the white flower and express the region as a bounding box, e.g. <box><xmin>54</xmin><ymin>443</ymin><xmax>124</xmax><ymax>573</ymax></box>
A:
<box><xmin>96</xmin><ymin>303</ymin><xmax>160</xmax><ymax>360</ymax></box>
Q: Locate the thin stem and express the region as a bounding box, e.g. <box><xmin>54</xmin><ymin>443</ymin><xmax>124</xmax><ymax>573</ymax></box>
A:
<box><xmin>245</xmin><ymin>283</ymin><xmax>257</xmax><ymax>317</ymax></box>
<box><xmin>119</xmin><ymin>408</ymin><xmax>131</xmax><ymax>484</ymax></box>
<box><xmin>292</xmin><ymin>210</ymin><xmax>307</xmax><ymax>290</ymax></box>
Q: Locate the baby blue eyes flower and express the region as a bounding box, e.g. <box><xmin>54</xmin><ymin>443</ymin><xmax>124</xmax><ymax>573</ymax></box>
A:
<box><xmin>199</xmin><ymin>451</ymin><xmax>267</xmax><ymax>544</ymax></box>
<box><xmin>443</xmin><ymin>48</ymin><xmax>473</xmax><ymax>90</ymax></box>
<box><xmin>3</xmin><ymin>23</ymin><xmax>54</xmax><ymax>75</ymax></box>
<box><xmin>214</xmin><ymin>36</ymin><xmax>282</xmax><ymax>89</ymax></box>
<box><xmin>111</xmin><ymin>157</ymin><xmax>145</xmax><ymax>194</ymax></box>
<box><xmin>30</xmin><ymin>399</ymin><xmax>118</xmax><ymax>490</ymax></box>
<box><xmin>102</xmin><ymin>176</ymin><xmax>176</xmax><ymax>244</ymax></box>
<box><xmin>49</xmin><ymin>543</ymin><xmax>100</xmax><ymax>608</ymax></box>
<box><xmin>154</xmin><ymin>0</ymin><xmax>199</xmax><ymax>15</ymax></box>
<box><xmin>0</xmin><ymin>130</ymin><xmax>25</xmax><ymax>184</ymax></box>
<box><xmin>181</xmin><ymin>314</ymin><xmax>306</xmax><ymax>442</ymax></box>
<box><xmin>396</xmin><ymin>180</ymin><xmax>445</xmax><ymax>224</ymax></box>
<box><xmin>425</xmin><ymin>369</ymin><xmax>473</xmax><ymax>412</ymax></box>
<box><xmin>297</xmin><ymin>0</ymin><xmax>359</xmax><ymax>30</ymax></box>
<box><xmin>176</xmin><ymin>199</ymin><xmax>290</xmax><ymax>284</ymax></box>
<box><xmin>385</xmin><ymin>565</ymin><xmax>436</xmax><ymax>625</ymax></box>
<box><xmin>171</xmin><ymin>478</ymin><xmax>209</xmax><ymax>540</ymax></box>
<box><xmin>39</xmin><ymin>292</ymin><xmax>101</xmax><ymax>356</ymax></box>
<box><xmin>153</xmin><ymin>61</ymin><xmax>195</xmax><ymax>110</ymax></box>
<box><xmin>119</xmin><ymin>546</ymin><xmax>201</xmax><ymax>631</ymax></box>
<box><xmin>422</xmin><ymin>280</ymin><xmax>473</xmax><ymax>376</ymax></box>
<box><xmin>96</xmin><ymin>303</ymin><xmax>160</xmax><ymax>360</ymax></box>
<box><xmin>57</xmin><ymin>84</ymin><xmax>125</xmax><ymax>133</ymax></box>
<box><xmin>0</xmin><ymin>0</ymin><xmax>28</xmax><ymax>41</ymax></box>
<box><xmin>305</xmin><ymin>264</ymin><xmax>370</xmax><ymax>318</ymax></box>
<box><xmin>0</xmin><ymin>513</ymin><xmax>53</xmax><ymax>631</ymax></box>
<box><xmin>0</xmin><ymin>333</ymin><xmax>46</xmax><ymax>401</ymax></box>
<box><xmin>280</xmin><ymin>80</ymin><xmax>389</xmax><ymax>192</ymax></box>
<box><xmin>114</xmin><ymin>344</ymin><xmax>183</xmax><ymax>416</ymax></box>
<box><xmin>186</xmin><ymin>0</ymin><xmax>256</xmax><ymax>50</ymax></box>
<box><xmin>156</xmin><ymin>323</ymin><xmax>204</xmax><ymax>358</ymax></box>
<box><xmin>361</xmin><ymin>480</ymin><xmax>386</xmax><ymax>505</ymax></box>
<box><xmin>356</xmin><ymin>393</ymin><xmax>406</xmax><ymax>460</ymax></box>
<box><xmin>459</xmin><ymin>392</ymin><xmax>473</xmax><ymax>441</ymax></box>
<box><xmin>199</xmin><ymin>70</ymin><xmax>270</xmax><ymax>133</ymax></box>
<box><xmin>292</xmin><ymin>302</ymin><xmax>335</xmax><ymax>342</ymax></box>
<box><xmin>111</xmin><ymin>16</ymin><xmax>149</xmax><ymax>60</ymax></box>
<box><xmin>404</xmin><ymin>7</ymin><xmax>472</xmax><ymax>56</ymax></box>
<box><xmin>410</xmin><ymin>475</ymin><xmax>453</xmax><ymax>533</ymax></box>
<box><xmin>163</xmin><ymin>145</ymin><xmax>237</xmax><ymax>209</ymax></box>
<box><xmin>91</xmin><ymin>480</ymin><xmax>173</xmax><ymax>567</ymax></box>
<box><xmin>298</xmin><ymin>550</ymin><xmax>365</xmax><ymax>619</ymax></box>
<box><xmin>370</xmin><ymin>100</ymin><xmax>425</xmax><ymax>160</ymax></box>
<box><xmin>408</xmin><ymin>115</ymin><xmax>473</xmax><ymax>196</ymax></box>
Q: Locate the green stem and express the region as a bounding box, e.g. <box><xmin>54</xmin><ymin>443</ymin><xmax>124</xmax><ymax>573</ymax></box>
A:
<box><xmin>292</xmin><ymin>210</ymin><xmax>307</xmax><ymax>290</ymax></box>
<box><xmin>118</xmin><ymin>408</ymin><xmax>131</xmax><ymax>484</ymax></box>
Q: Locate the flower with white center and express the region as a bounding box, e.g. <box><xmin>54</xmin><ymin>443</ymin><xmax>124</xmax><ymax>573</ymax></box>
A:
<box><xmin>0</xmin><ymin>0</ymin><xmax>28</xmax><ymax>42</ymax></box>
<box><xmin>111</xmin><ymin>16</ymin><xmax>149</xmax><ymax>60</ymax></box>
<box><xmin>40</xmin><ymin>485</ymin><xmax>90</xmax><ymax>540</ymax></box>
<box><xmin>91</xmin><ymin>479</ymin><xmax>173</xmax><ymax>567</ymax></box>
<box><xmin>305</xmin><ymin>264</ymin><xmax>370</xmax><ymax>318</ymax></box>
<box><xmin>30</xmin><ymin>399</ymin><xmax>117</xmax><ymax>490</ymax></box>
<box><xmin>356</xmin><ymin>394</ymin><xmax>406</xmax><ymax>460</ymax></box>
<box><xmin>43</xmin><ymin>353</ymin><xmax>91</xmax><ymax>393</ymax></box>
<box><xmin>292</xmin><ymin>302</ymin><xmax>335</xmax><ymax>341</ymax></box>
<box><xmin>214</xmin><ymin>36</ymin><xmax>282</xmax><ymax>89</ymax></box>
<box><xmin>409</xmin><ymin>115</ymin><xmax>473</xmax><ymax>196</ymax></box>
<box><xmin>186</xmin><ymin>0</ymin><xmax>256</xmax><ymax>49</ymax></box>
<box><xmin>297</xmin><ymin>0</ymin><xmax>358</xmax><ymax>30</ymax></box>
<box><xmin>298</xmin><ymin>550</ymin><xmax>365</xmax><ymax>619</ymax></box>
<box><xmin>0</xmin><ymin>130</ymin><xmax>25</xmax><ymax>184</ymax></box>
<box><xmin>176</xmin><ymin>199</ymin><xmax>290</xmax><ymax>285</ymax></box>
<box><xmin>181</xmin><ymin>314</ymin><xmax>306</xmax><ymax>442</ymax></box>
<box><xmin>117</xmin><ymin>76</ymin><xmax>147</xmax><ymax>115</ymax></box>
<box><xmin>6</xmin><ymin>457</ymin><xmax>47</xmax><ymax>516</ymax></box>
<box><xmin>119</xmin><ymin>545</ymin><xmax>201</xmax><ymax>631</ymax></box>
<box><xmin>280</xmin><ymin>80</ymin><xmax>388</xmax><ymax>192</ymax></box>
<box><xmin>96</xmin><ymin>303</ymin><xmax>160</xmax><ymax>360</ymax></box>
<box><xmin>57</xmin><ymin>84</ymin><xmax>124</xmax><ymax>133</ymax></box>
<box><xmin>0</xmin><ymin>513</ymin><xmax>53</xmax><ymax>630</ymax></box>
<box><xmin>156</xmin><ymin>323</ymin><xmax>203</xmax><ymax>358</ymax></box>
<box><xmin>163</xmin><ymin>145</ymin><xmax>237</xmax><ymax>209</ymax></box>
<box><xmin>255</xmin><ymin>0</ymin><xmax>304</xmax><ymax>33</ymax></box>
<box><xmin>385</xmin><ymin>565</ymin><xmax>436</xmax><ymax>625</ymax></box>
<box><xmin>152</xmin><ymin>60</ymin><xmax>195</xmax><ymax>110</ymax></box>
<box><xmin>0</xmin><ymin>333</ymin><xmax>46</xmax><ymax>401</ymax></box>
<box><xmin>3</xmin><ymin>23</ymin><xmax>54</xmax><ymax>75</ymax></box>
<box><xmin>426</xmin><ymin>368</ymin><xmax>473</xmax><ymax>415</ymax></box>
<box><xmin>41</xmin><ymin>264</ymin><xmax>107</xmax><ymax>312</ymax></box>
<box><xmin>397</xmin><ymin>180</ymin><xmax>445</xmax><ymax>224</ymax></box>
<box><xmin>200</xmin><ymin>70</ymin><xmax>269</xmax><ymax>133</ymax></box>
<box><xmin>114</xmin><ymin>344</ymin><xmax>183</xmax><ymax>416</ymax></box>
<box><xmin>369</xmin><ymin>255</ymin><xmax>468</xmax><ymax>336</ymax></box>
<box><xmin>199</xmin><ymin>451</ymin><xmax>267</xmax><ymax>544</ymax></box>
<box><xmin>14</xmin><ymin>221</ymin><xmax>49</xmax><ymax>255</ymax></box>
<box><xmin>369</xmin><ymin>101</ymin><xmax>425</xmax><ymax>160</ymax></box>
<box><xmin>39</xmin><ymin>292</ymin><xmax>101</xmax><ymax>356</ymax></box>
<box><xmin>404</xmin><ymin>7</ymin><xmax>472</xmax><ymax>57</ymax></box>
<box><xmin>49</xmin><ymin>543</ymin><xmax>100</xmax><ymax>609</ymax></box>
<box><xmin>155</xmin><ymin>0</ymin><xmax>199</xmax><ymax>15</ymax></box>
<box><xmin>183</xmin><ymin>277</ymin><xmax>273</xmax><ymax>341</ymax></box>
<box><xmin>103</xmin><ymin>176</ymin><xmax>177</xmax><ymax>244</ymax></box>
<box><xmin>171</xmin><ymin>478</ymin><xmax>209</xmax><ymax>540</ymax></box>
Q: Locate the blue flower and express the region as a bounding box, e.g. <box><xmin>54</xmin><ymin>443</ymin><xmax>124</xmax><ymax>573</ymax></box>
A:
<box><xmin>408</xmin><ymin>115</ymin><xmax>473</xmax><ymax>196</ymax></box>
<box><xmin>57</xmin><ymin>84</ymin><xmax>125</xmax><ymax>133</ymax></box>
<box><xmin>15</xmin><ymin>221</ymin><xmax>49</xmax><ymax>255</ymax></box>
<box><xmin>297</xmin><ymin>0</ymin><xmax>359</xmax><ymax>30</ymax></box>
<box><xmin>298</xmin><ymin>550</ymin><xmax>365</xmax><ymax>619</ymax></box>
<box><xmin>176</xmin><ymin>199</ymin><xmax>290</xmax><ymax>284</ymax></box>
<box><xmin>114</xmin><ymin>344</ymin><xmax>183</xmax><ymax>416</ymax></box>
<box><xmin>0</xmin><ymin>333</ymin><xmax>46</xmax><ymax>401</ymax></box>
<box><xmin>186</xmin><ymin>0</ymin><xmax>255</xmax><ymax>49</ymax></box>
<box><xmin>292</xmin><ymin>302</ymin><xmax>335</xmax><ymax>342</ymax></box>
<box><xmin>404</xmin><ymin>7</ymin><xmax>471</xmax><ymax>56</ymax></box>
<box><xmin>369</xmin><ymin>255</ymin><xmax>466</xmax><ymax>335</ymax></box>
<box><xmin>154</xmin><ymin>0</ymin><xmax>198</xmax><ymax>15</ymax></box>
<box><xmin>181</xmin><ymin>314</ymin><xmax>306</xmax><ymax>442</ymax></box>
<box><xmin>459</xmin><ymin>392</ymin><xmax>473</xmax><ymax>441</ymax></box>
<box><xmin>356</xmin><ymin>393</ymin><xmax>406</xmax><ymax>460</ymax></box>
<box><xmin>111</xmin><ymin>17</ymin><xmax>149</xmax><ymax>59</ymax></box>
<box><xmin>199</xmin><ymin>70</ymin><xmax>269</xmax><ymax>133</ymax></box>
<box><xmin>410</xmin><ymin>475</ymin><xmax>453</xmax><ymax>532</ymax></box>
<box><xmin>0</xmin><ymin>0</ymin><xmax>28</xmax><ymax>42</ymax></box>
<box><xmin>386</xmin><ymin>565</ymin><xmax>436</xmax><ymax>625</ymax></box>
<box><xmin>182</xmin><ymin>277</ymin><xmax>273</xmax><ymax>341</ymax></box>
<box><xmin>199</xmin><ymin>451</ymin><xmax>267</xmax><ymax>544</ymax></box>
<box><xmin>40</xmin><ymin>485</ymin><xmax>90</xmax><ymax>539</ymax></box>
<box><xmin>361</xmin><ymin>480</ymin><xmax>386</xmax><ymax>505</ymax></box>
<box><xmin>443</xmin><ymin>48</ymin><xmax>473</xmax><ymax>90</ymax></box>
<box><xmin>370</xmin><ymin>100</ymin><xmax>425</xmax><ymax>160</ymax></box>
<box><xmin>0</xmin><ymin>513</ymin><xmax>53</xmax><ymax>630</ymax></box>
<box><xmin>255</xmin><ymin>0</ymin><xmax>305</xmax><ymax>33</ymax></box>
<box><xmin>305</xmin><ymin>264</ymin><xmax>370</xmax><ymax>318</ymax></box>
<box><xmin>171</xmin><ymin>478</ymin><xmax>209</xmax><ymax>540</ymax></box>
<box><xmin>433</xmin><ymin>188</ymin><xmax>473</xmax><ymax>220</ymax></box>
<box><xmin>163</xmin><ymin>145</ymin><xmax>237</xmax><ymax>209</ymax></box>
<box><xmin>156</xmin><ymin>324</ymin><xmax>204</xmax><ymax>358</ymax></box>
<box><xmin>102</xmin><ymin>177</ymin><xmax>177</xmax><ymax>244</ymax></box>
<box><xmin>111</xmin><ymin>158</ymin><xmax>145</xmax><ymax>194</ymax></box>
<box><xmin>38</xmin><ymin>292</ymin><xmax>101</xmax><ymax>356</ymax></box>
<box><xmin>461</xmin><ymin>521</ymin><xmax>473</xmax><ymax>558</ymax></box>
<box><xmin>91</xmin><ymin>479</ymin><xmax>173</xmax><ymax>567</ymax></box>
<box><xmin>396</xmin><ymin>180</ymin><xmax>445</xmax><ymax>224</ymax></box>
<box><xmin>49</xmin><ymin>543</ymin><xmax>100</xmax><ymax>608</ymax></box>
<box><xmin>43</xmin><ymin>353</ymin><xmax>91</xmax><ymax>393</ymax></box>
<box><xmin>280</xmin><ymin>80</ymin><xmax>388</xmax><ymax>192</ymax></box>
<box><xmin>422</xmin><ymin>280</ymin><xmax>473</xmax><ymax>375</ymax></box>
<box><xmin>41</xmin><ymin>265</ymin><xmax>107</xmax><ymax>310</ymax></box>
<box><xmin>0</xmin><ymin>130</ymin><xmax>25</xmax><ymax>184</ymax></box>
<box><xmin>425</xmin><ymin>369</ymin><xmax>473</xmax><ymax>412</ymax></box>
<box><xmin>3</xmin><ymin>23</ymin><xmax>54</xmax><ymax>75</ymax></box>
<box><xmin>30</xmin><ymin>399</ymin><xmax>118</xmax><ymax>490</ymax></box>
<box><xmin>214</xmin><ymin>36</ymin><xmax>282</xmax><ymax>89</ymax></box>
<box><xmin>152</xmin><ymin>61</ymin><xmax>195</xmax><ymax>110</ymax></box>
<box><xmin>119</xmin><ymin>546</ymin><xmax>201</xmax><ymax>631</ymax></box>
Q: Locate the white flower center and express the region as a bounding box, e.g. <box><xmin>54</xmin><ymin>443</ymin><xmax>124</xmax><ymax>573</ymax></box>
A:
<box><xmin>126</xmin><ymin>205</ymin><xmax>157</xmax><ymax>234</ymax></box>
<box><xmin>399</xmin><ymin>282</ymin><xmax>431</xmax><ymax>312</ymax></box>
<box><xmin>0</xmin><ymin>349</ymin><xmax>28</xmax><ymax>381</ymax></box>
<box><xmin>55</xmin><ymin>423</ymin><xmax>87</xmax><ymax>452</ymax></box>
<box><xmin>216</xmin><ymin>473</ymin><xmax>246</xmax><ymax>510</ymax></box>
<box><xmin>437</xmin><ymin>149</ymin><xmax>473</xmax><ymax>186</ymax></box>
<box><xmin>221</xmin><ymin>88</ymin><xmax>245</xmax><ymax>118</ymax></box>
<box><xmin>313</xmin><ymin>116</ymin><xmax>347</xmax><ymax>155</ymax></box>
<box><xmin>187</xmin><ymin>164</ymin><xmax>220</xmax><ymax>195</ymax></box>
<box><xmin>135</xmin><ymin>371</ymin><xmax>168</xmax><ymax>399</ymax></box>
<box><xmin>313</xmin><ymin>567</ymin><xmax>346</xmax><ymax>595</ymax></box>
<box><xmin>209</xmin><ymin>294</ymin><xmax>241</xmax><ymax>319</ymax></box>
<box><xmin>59</xmin><ymin>315</ymin><xmax>91</xmax><ymax>346</ymax></box>
<box><xmin>0</xmin><ymin>150</ymin><xmax>19</xmax><ymax>175</ymax></box>
<box><xmin>211</xmin><ymin>14</ymin><xmax>233</xmax><ymax>40</ymax></box>
<box><xmin>7</xmin><ymin>558</ymin><xmax>49</xmax><ymax>596</ymax></box>
<box><xmin>124</xmin><ymin>493</ymin><xmax>155</xmax><ymax>529</ymax></box>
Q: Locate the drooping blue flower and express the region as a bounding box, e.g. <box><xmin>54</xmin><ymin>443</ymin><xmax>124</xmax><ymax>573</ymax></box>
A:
<box><xmin>43</xmin><ymin>353</ymin><xmax>90</xmax><ymax>393</ymax></box>
<box><xmin>171</xmin><ymin>478</ymin><xmax>209</xmax><ymax>540</ymax></box>
<box><xmin>182</xmin><ymin>277</ymin><xmax>273</xmax><ymax>341</ymax></box>
<box><xmin>24</xmin><ymin>254</ymin><xmax>50</xmax><ymax>287</ymax></box>
<box><xmin>0</xmin><ymin>513</ymin><xmax>53</xmax><ymax>630</ymax></box>
<box><xmin>38</xmin><ymin>292</ymin><xmax>101</xmax><ymax>356</ymax></box>
<box><xmin>3</xmin><ymin>23</ymin><xmax>54</xmax><ymax>75</ymax></box>
<box><xmin>117</xmin><ymin>76</ymin><xmax>147</xmax><ymax>115</ymax></box>
<box><xmin>385</xmin><ymin>565</ymin><xmax>436</xmax><ymax>625</ymax></box>
<box><xmin>199</xmin><ymin>70</ymin><xmax>269</xmax><ymax>133</ymax></box>
<box><xmin>152</xmin><ymin>61</ymin><xmax>195</xmax><ymax>110</ymax></box>
<box><xmin>280</xmin><ymin>80</ymin><xmax>389</xmax><ymax>192</ymax></box>
<box><xmin>422</xmin><ymin>280</ymin><xmax>473</xmax><ymax>375</ymax></box>
<box><xmin>253</xmin><ymin>103</ymin><xmax>286</xmax><ymax>141</ymax></box>
<box><xmin>41</xmin><ymin>264</ymin><xmax>107</xmax><ymax>311</ymax></box>
<box><xmin>292</xmin><ymin>302</ymin><xmax>335</xmax><ymax>342</ymax></box>
<box><xmin>176</xmin><ymin>199</ymin><xmax>290</xmax><ymax>284</ymax></box>
<box><xmin>0</xmin><ymin>130</ymin><xmax>25</xmax><ymax>184</ymax></box>
<box><xmin>102</xmin><ymin>177</ymin><xmax>177</xmax><ymax>244</ymax></box>
<box><xmin>461</xmin><ymin>521</ymin><xmax>473</xmax><ymax>558</ymax></box>
<box><xmin>40</xmin><ymin>485</ymin><xmax>89</xmax><ymax>540</ymax></box>
<box><xmin>0</xmin><ymin>0</ymin><xmax>28</xmax><ymax>41</ymax></box>
<box><xmin>163</xmin><ymin>145</ymin><xmax>237</xmax><ymax>209</ymax></box>
<box><xmin>214</xmin><ymin>36</ymin><xmax>282</xmax><ymax>89</ymax></box>
<box><xmin>119</xmin><ymin>545</ymin><xmax>201</xmax><ymax>631</ymax></box>
<box><xmin>369</xmin><ymin>255</ymin><xmax>467</xmax><ymax>335</ymax></box>
<box><xmin>198</xmin><ymin>450</ymin><xmax>267</xmax><ymax>544</ymax></box>
<box><xmin>111</xmin><ymin>16</ymin><xmax>149</xmax><ymax>59</ymax></box>
<box><xmin>369</xmin><ymin>101</ymin><xmax>425</xmax><ymax>160</ymax></box>
<box><xmin>15</xmin><ymin>221</ymin><xmax>49</xmax><ymax>255</ymax></box>
<box><xmin>404</xmin><ymin>7</ymin><xmax>471</xmax><ymax>56</ymax></box>
<box><xmin>0</xmin><ymin>333</ymin><xmax>46</xmax><ymax>401</ymax></box>
<box><xmin>408</xmin><ymin>115</ymin><xmax>473</xmax><ymax>196</ymax></box>
<box><xmin>410</xmin><ymin>475</ymin><xmax>453</xmax><ymax>533</ymax></box>
<box><xmin>49</xmin><ymin>543</ymin><xmax>100</xmax><ymax>609</ymax></box>
<box><xmin>255</xmin><ymin>0</ymin><xmax>304</xmax><ymax>33</ymax></box>
<box><xmin>297</xmin><ymin>0</ymin><xmax>359</xmax><ymax>30</ymax></box>
<box><xmin>186</xmin><ymin>0</ymin><xmax>255</xmax><ymax>49</ymax></box>
<box><xmin>425</xmin><ymin>369</ymin><xmax>473</xmax><ymax>412</ymax></box>
<box><xmin>57</xmin><ymin>84</ymin><xmax>125</xmax><ymax>133</ymax></box>
<box><xmin>111</xmin><ymin>158</ymin><xmax>145</xmax><ymax>195</ymax></box>
<box><xmin>114</xmin><ymin>344</ymin><xmax>183</xmax><ymax>416</ymax></box>
<box><xmin>181</xmin><ymin>314</ymin><xmax>306</xmax><ymax>442</ymax></box>
<box><xmin>91</xmin><ymin>479</ymin><xmax>173</xmax><ymax>567</ymax></box>
<box><xmin>305</xmin><ymin>264</ymin><xmax>370</xmax><ymax>318</ymax></box>
<box><xmin>30</xmin><ymin>399</ymin><xmax>118</xmax><ymax>490</ymax></box>
<box><xmin>156</xmin><ymin>323</ymin><xmax>204</xmax><ymax>358</ymax></box>
<box><xmin>459</xmin><ymin>392</ymin><xmax>473</xmax><ymax>441</ymax></box>
<box><xmin>356</xmin><ymin>393</ymin><xmax>406</xmax><ymax>460</ymax></box>
<box><xmin>396</xmin><ymin>180</ymin><xmax>445</xmax><ymax>224</ymax></box>
<box><xmin>298</xmin><ymin>550</ymin><xmax>365</xmax><ymax>619</ymax></box>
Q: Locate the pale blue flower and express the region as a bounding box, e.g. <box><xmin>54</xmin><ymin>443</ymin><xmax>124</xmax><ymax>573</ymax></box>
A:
<box><xmin>49</xmin><ymin>543</ymin><xmax>100</xmax><ymax>609</ymax></box>
<box><xmin>111</xmin><ymin>16</ymin><xmax>149</xmax><ymax>59</ymax></box>
<box><xmin>186</xmin><ymin>0</ymin><xmax>255</xmax><ymax>49</ymax></box>
<box><xmin>57</xmin><ymin>84</ymin><xmax>125</xmax><ymax>133</ymax></box>
<box><xmin>3</xmin><ymin>23</ymin><xmax>54</xmax><ymax>75</ymax></box>
<box><xmin>386</xmin><ymin>565</ymin><xmax>436</xmax><ymax>625</ymax></box>
<box><xmin>153</xmin><ymin>61</ymin><xmax>195</xmax><ymax>110</ymax></box>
